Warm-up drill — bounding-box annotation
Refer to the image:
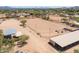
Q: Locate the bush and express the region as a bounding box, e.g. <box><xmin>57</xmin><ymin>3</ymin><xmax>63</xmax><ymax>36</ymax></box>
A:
<box><xmin>61</xmin><ymin>18</ymin><xmax>68</xmax><ymax>22</ymax></box>
<box><xmin>37</xmin><ymin>33</ymin><xmax>40</xmax><ymax>35</ymax></box>
<box><xmin>42</xmin><ymin>15</ymin><xmax>49</xmax><ymax>20</ymax></box>
<box><xmin>75</xmin><ymin>17</ymin><xmax>79</xmax><ymax>22</ymax></box>
<box><xmin>74</xmin><ymin>49</ymin><xmax>79</xmax><ymax>53</ymax></box>
<box><xmin>17</xmin><ymin>35</ymin><xmax>29</xmax><ymax>47</ymax></box>
<box><xmin>20</xmin><ymin>20</ymin><xmax>27</xmax><ymax>28</ymax></box>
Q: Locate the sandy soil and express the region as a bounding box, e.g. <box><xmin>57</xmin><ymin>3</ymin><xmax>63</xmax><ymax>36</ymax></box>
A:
<box><xmin>27</xmin><ymin>18</ymin><xmax>70</xmax><ymax>38</ymax></box>
<box><xmin>0</xmin><ymin>15</ymin><xmax>78</xmax><ymax>53</ymax></box>
<box><xmin>49</xmin><ymin>15</ymin><xmax>63</xmax><ymax>22</ymax></box>
<box><xmin>0</xmin><ymin>19</ymin><xmax>57</xmax><ymax>53</ymax></box>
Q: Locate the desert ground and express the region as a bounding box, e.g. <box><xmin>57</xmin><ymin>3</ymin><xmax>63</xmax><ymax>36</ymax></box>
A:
<box><xmin>0</xmin><ymin>19</ymin><xmax>57</xmax><ymax>53</ymax></box>
<box><xmin>0</xmin><ymin>15</ymin><xmax>78</xmax><ymax>53</ymax></box>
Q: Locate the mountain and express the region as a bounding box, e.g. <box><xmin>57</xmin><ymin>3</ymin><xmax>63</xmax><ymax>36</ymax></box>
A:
<box><xmin>0</xmin><ymin>6</ymin><xmax>13</xmax><ymax>10</ymax></box>
<box><xmin>70</xmin><ymin>6</ymin><xmax>79</xmax><ymax>10</ymax></box>
<box><xmin>0</xmin><ymin>6</ymin><xmax>79</xmax><ymax>10</ymax></box>
<box><xmin>62</xmin><ymin>6</ymin><xmax>79</xmax><ymax>10</ymax></box>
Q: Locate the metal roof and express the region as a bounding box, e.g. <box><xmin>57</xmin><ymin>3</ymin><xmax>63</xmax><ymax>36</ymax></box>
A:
<box><xmin>3</xmin><ymin>28</ymin><xmax>16</xmax><ymax>36</ymax></box>
<box><xmin>15</xmin><ymin>31</ymin><xmax>23</xmax><ymax>37</ymax></box>
<box><xmin>50</xmin><ymin>30</ymin><xmax>79</xmax><ymax>47</ymax></box>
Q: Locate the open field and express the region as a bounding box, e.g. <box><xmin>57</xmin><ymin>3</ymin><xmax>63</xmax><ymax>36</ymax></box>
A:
<box><xmin>27</xmin><ymin>17</ymin><xmax>74</xmax><ymax>38</ymax></box>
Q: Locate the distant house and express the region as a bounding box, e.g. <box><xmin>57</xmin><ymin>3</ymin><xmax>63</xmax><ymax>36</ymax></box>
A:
<box><xmin>50</xmin><ymin>30</ymin><xmax>79</xmax><ymax>51</ymax></box>
<box><xmin>74</xmin><ymin>14</ymin><xmax>79</xmax><ymax>17</ymax></box>
<box><xmin>64</xmin><ymin>14</ymin><xmax>70</xmax><ymax>17</ymax></box>
<box><xmin>16</xmin><ymin>13</ymin><xmax>30</xmax><ymax>18</ymax></box>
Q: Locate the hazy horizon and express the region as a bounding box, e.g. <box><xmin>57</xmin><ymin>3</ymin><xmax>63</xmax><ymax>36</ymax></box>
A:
<box><xmin>0</xmin><ymin>6</ymin><xmax>75</xmax><ymax>8</ymax></box>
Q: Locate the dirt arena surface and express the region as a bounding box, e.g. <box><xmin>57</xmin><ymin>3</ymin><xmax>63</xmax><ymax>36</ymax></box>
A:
<box><xmin>27</xmin><ymin>18</ymin><xmax>71</xmax><ymax>38</ymax></box>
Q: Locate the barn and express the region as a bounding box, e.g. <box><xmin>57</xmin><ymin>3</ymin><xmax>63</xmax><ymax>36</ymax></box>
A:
<box><xmin>50</xmin><ymin>30</ymin><xmax>79</xmax><ymax>51</ymax></box>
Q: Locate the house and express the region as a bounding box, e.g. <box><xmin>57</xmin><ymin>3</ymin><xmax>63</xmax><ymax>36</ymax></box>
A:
<box><xmin>16</xmin><ymin>13</ymin><xmax>30</xmax><ymax>18</ymax></box>
<box><xmin>3</xmin><ymin>28</ymin><xmax>16</xmax><ymax>39</ymax></box>
<box><xmin>3</xmin><ymin>28</ymin><xmax>23</xmax><ymax>39</ymax></box>
<box><xmin>74</xmin><ymin>14</ymin><xmax>79</xmax><ymax>17</ymax></box>
<box><xmin>50</xmin><ymin>30</ymin><xmax>79</xmax><ymax>51</ymax></box>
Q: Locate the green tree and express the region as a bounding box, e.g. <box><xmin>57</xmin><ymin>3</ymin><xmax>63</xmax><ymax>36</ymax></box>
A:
<box><xmin>20</xmin><ymin>19</ymin><xmax>27</xmax><ymax>28</ymax></box>
<box><xmin>0</xmin><ymin>38</ymin><xmax>3</xmax><ymax>52</ymax></box>
<box><xmin>0</xmin><ymin>30</ymin><xmax>3</xmax><ymax>36</ymax></box>
<box><xmin>42</xmin><ymin>14</ymin><xmax>49</xmax><ymax>20</ymax></box>
<box><xmin>2</xmin><ymin>38</ymin><xmax>15</xmax><ymax>52</ymax></box>
<box><xmin>74</xmin><ymin>49</ymin><xmax>79</xmax><ymax>53</ymax></box>
<box><xmin>61</xmin><ymin>18</ymin><xmax>68</xmax><ymax>23</ymax></box>
<box><xmin>17</xmin><ymin>35</ymin><xmax>29</xmax><ymax>47</ymax></box>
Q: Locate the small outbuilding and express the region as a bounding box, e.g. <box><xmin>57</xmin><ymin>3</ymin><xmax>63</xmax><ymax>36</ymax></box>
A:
<box><xmin>3</xmin><ymin>28</ymin><xmax>16</xmax><ymax>39</ymax></box>
<box><xmin>50</xmin><ymin>30</ymin><xmax>79</xmax><ymax>51</ymax></box>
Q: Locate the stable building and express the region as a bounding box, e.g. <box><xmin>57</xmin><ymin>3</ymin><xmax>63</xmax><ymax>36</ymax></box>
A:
<box><xmin>50</xmin><ymin>30</ymin><xmax>79</xmax><ymax>51</ymax></box>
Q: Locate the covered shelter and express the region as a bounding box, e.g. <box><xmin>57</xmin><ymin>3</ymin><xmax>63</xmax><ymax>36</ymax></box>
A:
<box><xmin>50</xmin><ymin>30</ymin><xmax>79</xmax><ymax>51</ymax></box>
<box><xmin>3</xmin><ymin>28</ymin><xmax>16</xmax><ymax>39</ymax></box>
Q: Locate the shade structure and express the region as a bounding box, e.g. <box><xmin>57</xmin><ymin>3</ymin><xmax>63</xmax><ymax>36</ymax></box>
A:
<box><xmin>50</xmin><ymin>30</ymin><xmax>79</xmax><ymax>48</ymax></box>
<box><xmin>3</xmin><ymin>28</ymin><xmax>16</xmax><ymax>36</ymax></box>
<box><xmin>15</xmin><ymin>31</ymin><xmax>23</xmax><ymax>37</ymax></box>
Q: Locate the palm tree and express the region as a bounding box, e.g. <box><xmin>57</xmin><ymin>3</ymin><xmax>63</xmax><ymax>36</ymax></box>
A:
<box><xmin>20</xmin><ymin>19</ymin><xmax>27</xmax><ymax>28</ymax></box>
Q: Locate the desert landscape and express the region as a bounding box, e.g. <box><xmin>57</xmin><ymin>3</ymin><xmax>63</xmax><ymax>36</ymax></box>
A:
<box><xmin>0</xmin><ymin>6</ymin><xmax>79</xmax><ymax>53</ymax></box>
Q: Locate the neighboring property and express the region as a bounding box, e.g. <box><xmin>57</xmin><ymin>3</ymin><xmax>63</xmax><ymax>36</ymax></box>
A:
<box><xmin>16</xmin><ymin>13</ymin><xmax>30</xmax><ymax>18</ymax></box>
<box><xmin>50</xmin><ymin>30</ymin><xmax>79</xmax><ymax>51</ymax></box>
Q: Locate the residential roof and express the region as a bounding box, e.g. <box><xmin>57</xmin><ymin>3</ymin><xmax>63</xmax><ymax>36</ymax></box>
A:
<box><xmin>3</xmin><ymin>28</ymin><xmax>16</xmax><ymax>36</ymax></box>
<box><xmin>50</xmin><ymin>30</ymin><xmax>79</xmax><ymax>47</ymax></box>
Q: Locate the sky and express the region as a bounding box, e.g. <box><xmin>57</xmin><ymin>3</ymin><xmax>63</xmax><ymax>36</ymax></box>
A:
<box><xmin>0</xmin><ymin>0</ymin><xmax>79</xmax><ymax>7</ymax></box>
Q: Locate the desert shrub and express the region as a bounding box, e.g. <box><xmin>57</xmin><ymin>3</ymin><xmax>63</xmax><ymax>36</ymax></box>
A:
<box><xmin>20</xmin><ymin>19</ymin><xmax>27</xmax><ymax>28</ymax></box>
<box><xmin>74</xmin><ymin>49</ymin><xmax>79</xmax><ymax>53</ymax></box>
<box><xmin>17</xmin><ymin>35</ymin><xmax>29</xmax><ymax>47</ymax></box>
<box><xmin>37</xmin><ymin>33</ymin><xmax>40</xmax><ymax>35</ymax></box>
<box><xmin>61</xmin><ymin>18</ymin><xmax>68</xmax><ymax>22</ymax></box>
<box><xmin>74</xmin><ymin>17</ymin><xmax>79</xmax><ymax>22</ymax></box>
